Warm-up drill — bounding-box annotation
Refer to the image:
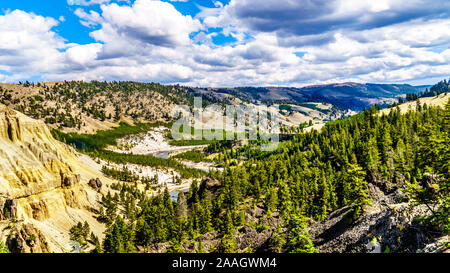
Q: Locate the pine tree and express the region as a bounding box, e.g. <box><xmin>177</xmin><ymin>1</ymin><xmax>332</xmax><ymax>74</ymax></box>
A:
<box><xmin>285</xmin><ymin>215</ymin><xmax>318</xmax><ymax>253</ymax></box>
<box><xmin>316</xmin><ymin>171</ymin><xmax>330</xmax><ymax>220</ymax></box>
<box><xmin>379</xmin><ymin>125</ymin><xmax>393</xmax><ymax>177</ymax></box>
<box><xmin>217</xmin><ymin>234</ymin><xmax>236</xmax><ymax>253</ymax></box>
<box><xmin>394</xmin><ymin>138</ymin><xmax>407</xmax><ymax>173</ymax></box>
<box><xmin>365</xmin><ymin>136</ymin><xmax>380</xmax><ymax>171</ymax></box>
<box><xmin>176</xmin><ymin>191</ymin><xmax>188</xmax><ymax>222</ymax></box>
<box><xmin>222</xmin><ymin>210</ymin><xmax>235</xmax><ymax>235</ymax></box>
<box><xmin>198</xmin><ymin>239</ymin><xmax>206</xmax><ymax>253</ymax></box>
<box><xmin>268</xmin><ymin>225</ymin><xmax>286</xmax><ymax>253</ymax></box>
<box><xmin>167</xmin><ymin>239</ymin><xmax>184</xmax><ymax>253</ymax></box>
<box><xmin>264</xmin><ymin>187</ymin><xmax>278</xmax><ymax>216</ymax></box>
<box><xmin>103</xmin><ymin>217</ymin><xmax>126</xmax><ymax>253</ymax></box>
<box><xmin>278</xmin><ymin>180</ymin><xmax>293</xmax><ymax>219</ymax></box>
<box><xmin>343</xmin><ymin>164</ymin><xmax>371</xmax><ymax>220</ymax></box>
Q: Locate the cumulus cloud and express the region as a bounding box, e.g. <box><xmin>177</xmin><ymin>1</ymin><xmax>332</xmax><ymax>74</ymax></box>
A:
<box><xmin>0</xmin><ymin>10</ymin><xmax>66</xmax><ymax>81</ymax></box>
<box><xmin>206</xmin><ymin>0</ymin><xmax>450</xmax><ymax>47</ymax></box>
<box><xmin>66</xmin><ymin>43</ymin><xmax>103</xmax><ymax>66</ymax></box>
<box><xmin>74</xmin><ymin>8</ymin><xmax>103</xmax><ymax>27</ymax></box>
<box><xmin>89</xmin><ymin>0</ymin><xmax>202</xmax><ymax>48</ymax></box>
<box><xmin>192</xmin><ymin>0</ymin><xmax>450</xmax><ymax>85</ymax></box>
<box><xmin>67</xmin><ymin>0</ymin><xmax>130</xmax><ymax>6</ymax></box>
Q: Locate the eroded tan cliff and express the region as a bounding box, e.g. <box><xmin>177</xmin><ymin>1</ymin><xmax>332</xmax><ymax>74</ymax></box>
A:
<box><xmin>0</xmin><ymin>104</ymin><xmax>114</xmax><ymax>253</ymax></box>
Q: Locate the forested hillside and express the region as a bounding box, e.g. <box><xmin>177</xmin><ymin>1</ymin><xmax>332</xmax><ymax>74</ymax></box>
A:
<box><xmin>0</xmin><ymin>81</ymin><xmax>194</xmax><ymax>133</ymax></box>
<box><xmin>403</xmin><ymin>78</ymin><xmax>450</xmax><ymax>102</ymax></box>
<box><xmin>93</xmin><ymin>98</ymin><xmax>449</xmax><ymax>253</ymax></box>
<box><xmin>0</xmin><ymin>81</ymin><xmax>429</xmax><ymax>135</ymax></box>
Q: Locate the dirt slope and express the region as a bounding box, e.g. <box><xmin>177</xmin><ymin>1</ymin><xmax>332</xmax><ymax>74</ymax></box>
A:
<box><xmin>0</xmin><ymin>104</ymin><xmax>117</xmax><ymax>252</ymax></box>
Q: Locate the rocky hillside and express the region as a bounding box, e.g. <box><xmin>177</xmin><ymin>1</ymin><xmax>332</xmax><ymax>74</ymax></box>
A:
<box><xmin>308</xmin><ymin>172</ymin><xmax>448</xmax><ymax>253</ymax></box>
<box><xmin>0</xmin><ymin>103</ymin><xmax>116</xmax><ymax>252</ymax></box>
<box><xmin>0</xmin><ymin>81</ymin><xmax>193</xmax><ymax>134</ymax></box>
<box><xmin>142</xmin><ymin>174</ymin><xmax>448</xmax><ymax>254</ymax></box>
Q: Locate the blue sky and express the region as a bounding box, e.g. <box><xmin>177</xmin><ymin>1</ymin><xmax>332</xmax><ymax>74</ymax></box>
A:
<box><xmin>1</xmin><ymin>0</ymin><xmax>96</xmax><ymax>44</ymax></box>
<box><xmin>0</xmin><ymin>0</ymin><xmax>228</xmax><ymax>44</ymax></box>
<box><xmin>0</xmin><ymin>0</ymin><xmax>449</xmax><ymax>87</ymax></box>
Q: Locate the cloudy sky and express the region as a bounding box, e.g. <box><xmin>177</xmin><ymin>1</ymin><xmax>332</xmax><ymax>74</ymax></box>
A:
<box><xmin>0</xmin><ymin>0</ymin><xmax>449</xmax><ymax>87</ymax></box>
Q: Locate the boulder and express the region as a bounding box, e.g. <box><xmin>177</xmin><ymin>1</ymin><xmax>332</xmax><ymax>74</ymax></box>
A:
<box><xmin>422</xmin><ymin>174</ymin><xmax>442</xmax><ymax>194</ymax></box>
<box><xmin>393</xmin><ymin>171</ymin><xmax>408</xmax><ymax>187</ymax></box>
<box><xmin>367</xmin><ymin>169</ymin><xmax>397</xmax><ymax>194</ymax></box>
<box><xmin>235</xmin><ymin>226</ymin><xmax>274</xmax><ymax>252</ymax></box>
<box><xmin>203</xmin><ymin>177</ymin><xmax>221</xmax><ymax>191</ymax></box>
<box><xmin>61</xmin><ymin>173</ymin><xmax>80</xmax><ymax>187</ymax></box>
<box><xmin>198</xmin><ymin>178</ymin><xmax>221</xmax><ymax>199</ymax></box>
<box><xmin>88</xmin><ymin>178</ymin><xmax>102</xmax><ymax>190</ymax></box>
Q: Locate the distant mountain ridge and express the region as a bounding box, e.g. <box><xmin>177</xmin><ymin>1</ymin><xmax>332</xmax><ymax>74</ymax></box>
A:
<box><xmin>189</xmin><ymin>82</ymin><xmax>430</xmax><ymax>110</ymax></box>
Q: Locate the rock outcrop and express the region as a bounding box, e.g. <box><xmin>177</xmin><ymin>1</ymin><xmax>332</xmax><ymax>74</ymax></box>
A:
<box><xmin>2</xmin><ymin>199</ymin><xmax>18</xmax><ymax>219</ymax></box>
<box><xmin>0</xmin><ymin>106</ymin><xmax>80</xmax><ymax>199</ymax></box>
<box><xmin>197</xmin><ymin>178</ymin><xmax>221</xmax><ymax>200</ymax></box>
<box><xmin>308</xmin><ymin>177</ymin><xmax>446</xmax><ymax>253</ymax></box>
<box><xmin>6</xmin><ymin>223</ymin><xmax>50</xmax><ymax>253</ymax></box>
<box><xmin>88</xmin><ymin>178</ymin><xmax>102</xmax><ymax>191</ymax></box>
<box><xmin>0</xmin><ymin>104</ymin><xmax>114</xmax><ymax>252</ymax></box>
<box><xmin>146</xmin><ymin>204</ymin><xmax>281</xmax><ymax>253</ymax></box>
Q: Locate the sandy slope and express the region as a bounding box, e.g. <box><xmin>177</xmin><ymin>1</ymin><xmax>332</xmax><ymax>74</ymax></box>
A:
<box><xmin>0</xmin><ymin>104</ymin><xmax>119</xmax><ymax>252</ymax></box>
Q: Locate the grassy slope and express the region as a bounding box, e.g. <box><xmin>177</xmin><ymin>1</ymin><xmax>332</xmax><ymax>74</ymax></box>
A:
<box><xmin>380</xmin><ymin>93</ymin><xmax>450</xmax><ymax>115</ymax></box>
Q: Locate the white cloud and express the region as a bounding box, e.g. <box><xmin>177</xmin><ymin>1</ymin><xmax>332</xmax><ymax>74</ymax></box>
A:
<box><xmin>67</xmin><ymin>0</ymin><xmax>130</xmax><ymax>6</ymax></box>
<box><xmin>66</xmin><ymin>43</ymin><xmax>103</xmax><ymax>66</ymax></box>
<box><xmin>0</xmin><ymin>10</ymin><xmax>66</xmax><ymax>81</ymax></box>
<box><xmin>74</xmin><ymin>8</ymin><xmax>102</xmax><ymax>27</ymax></box>
<box><xmin>89</xmin><ymin>0</ymin><xmax>201</xmax><ymax>47</ymax></box>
